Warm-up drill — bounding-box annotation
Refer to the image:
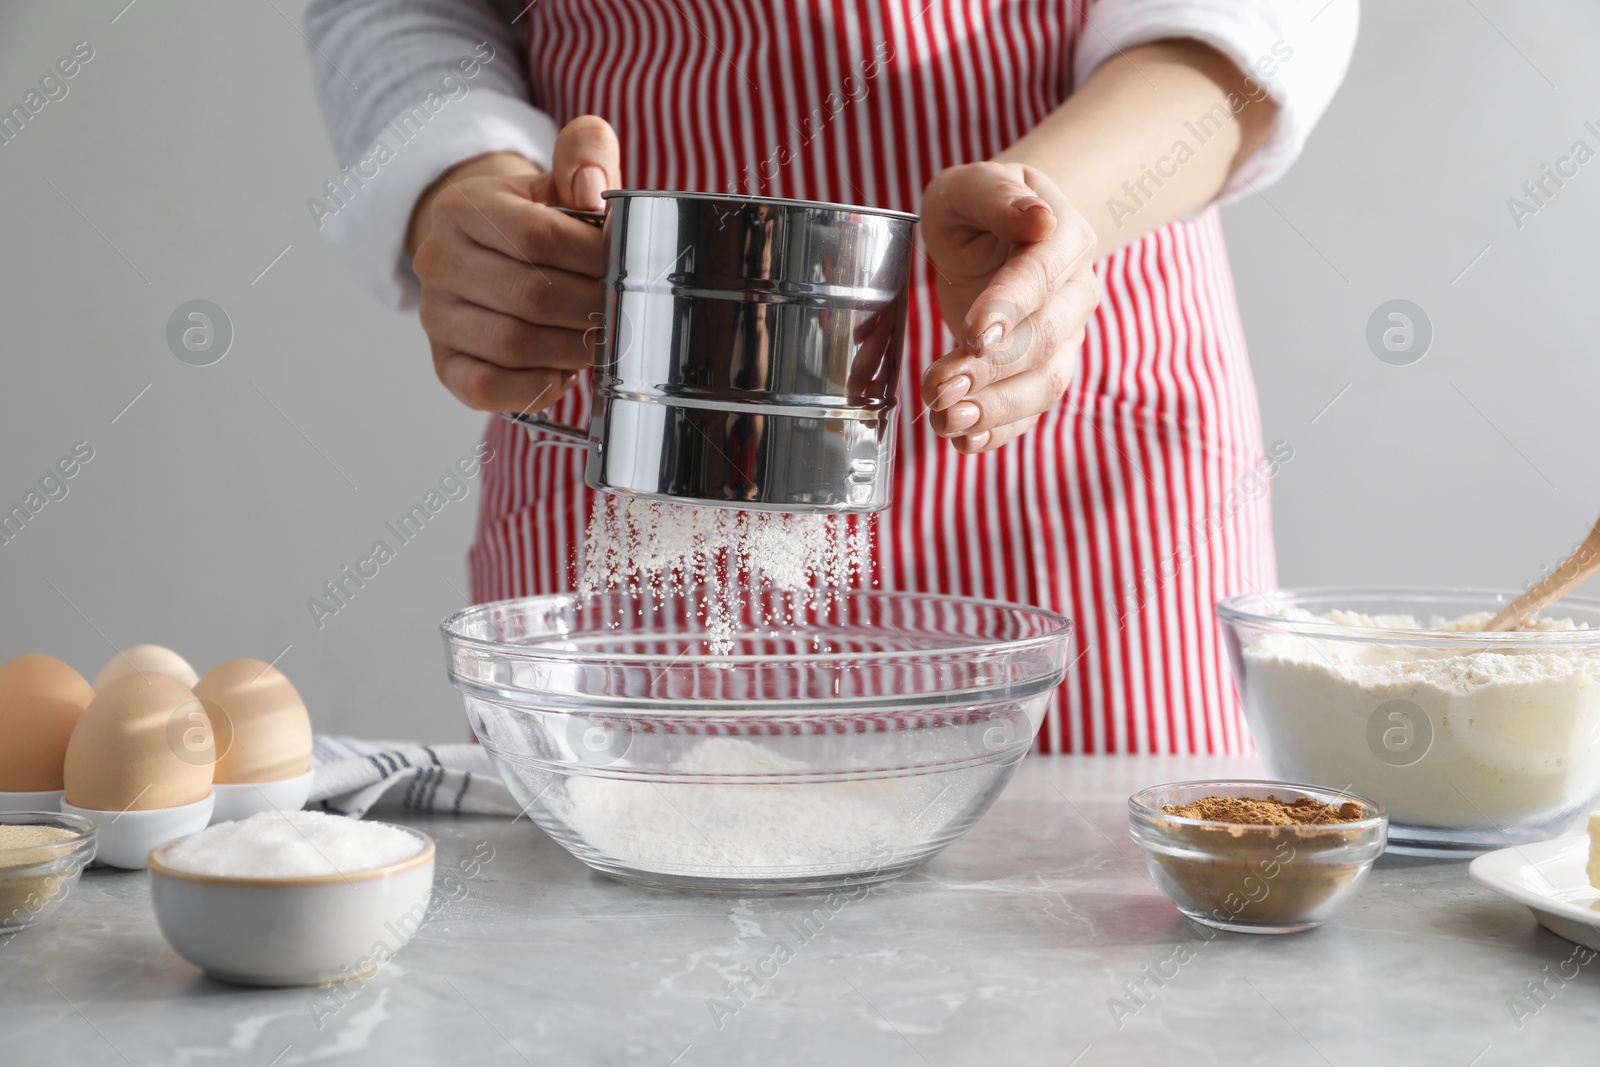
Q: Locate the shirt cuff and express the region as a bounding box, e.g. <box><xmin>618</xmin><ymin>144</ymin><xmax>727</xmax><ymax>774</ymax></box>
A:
<box><xmin>1073</xmin><ymin>0</ymin><xmax>1360</xmax><ymax>201</ymax></box>
<box><xmin>316</xmin><ymin>89</ymin><xmax>559</xmax><ymax>309</ymax></box>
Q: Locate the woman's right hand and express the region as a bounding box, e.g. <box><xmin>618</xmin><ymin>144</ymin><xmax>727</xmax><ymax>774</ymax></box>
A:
<box><xmin>409</xmin><ymin>116</ymin><xmax>621</xmax><ymax>416</ymax></box>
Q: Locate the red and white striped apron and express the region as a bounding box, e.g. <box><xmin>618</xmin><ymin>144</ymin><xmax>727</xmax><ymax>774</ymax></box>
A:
<box><xmin>469</xmin><ymin>0</ymin><xmax>1277</xmax><ymax>755</ymax></box>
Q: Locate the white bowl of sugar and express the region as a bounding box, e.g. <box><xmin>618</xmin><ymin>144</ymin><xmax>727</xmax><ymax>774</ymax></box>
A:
<box><xmin>147</xmin><ymin>811</ymin><xmax>434</xmax><ymax>987</ymax></box>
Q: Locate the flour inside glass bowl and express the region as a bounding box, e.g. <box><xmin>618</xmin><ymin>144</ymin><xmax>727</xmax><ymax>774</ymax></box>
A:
<box><xmin>552</xmin><ymin>737</ymin><xmax>959</xmax><ymax>875</ymax></box>
<box><xmin>1238</xmin><ymin>609</ymin><xmax>1600</xmax><ymax>830</ymax></box>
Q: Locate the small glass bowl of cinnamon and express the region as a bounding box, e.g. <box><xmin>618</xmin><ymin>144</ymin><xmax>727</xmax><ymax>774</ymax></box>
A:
<box><xmin>1128</xmin><ymin>780</ymin><xmax>1387</xmax><ymax>934</ymax></box>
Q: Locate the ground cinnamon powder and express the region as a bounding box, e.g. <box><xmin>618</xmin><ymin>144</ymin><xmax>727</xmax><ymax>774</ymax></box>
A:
<box><xmin>1143</xmin><ymin>795</ymin><xmax>1375</xmax><ymax>928</ymax></box>
<box><xmin>1162</xmin><ymin>794</ymin><xmax>1367</xmax><ymax>826</ymax></box>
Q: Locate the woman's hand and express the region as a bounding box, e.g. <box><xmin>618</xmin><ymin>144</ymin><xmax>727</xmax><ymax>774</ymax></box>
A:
<box><xmin>919</xmin><ymin>161</ymin><xmax>1098</xmax><ymax>453</ymax></box>
<box><xmin>409</xmin><ymin>116</ymin><xmax>621</xmax><ymax>416</ymax></box>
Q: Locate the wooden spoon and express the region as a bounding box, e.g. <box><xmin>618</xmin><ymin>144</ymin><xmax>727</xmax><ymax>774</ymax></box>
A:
<box><xmin>1486</xmin><ymin>516</ymin><xmax>1600</xmax><ymax>631</ymax></box>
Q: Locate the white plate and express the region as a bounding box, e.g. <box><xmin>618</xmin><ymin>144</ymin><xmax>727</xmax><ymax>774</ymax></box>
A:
<box><xmin>1469</xmin><ymin>835</ymin><xmax>1600</xmax><ymax>951</ymax></box>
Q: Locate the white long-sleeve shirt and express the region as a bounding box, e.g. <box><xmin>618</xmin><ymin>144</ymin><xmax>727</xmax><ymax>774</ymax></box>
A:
<box><xmin>303</xmin><ymin>0</ymin><xmax>1359</xmax><ymax>308</ymax></box>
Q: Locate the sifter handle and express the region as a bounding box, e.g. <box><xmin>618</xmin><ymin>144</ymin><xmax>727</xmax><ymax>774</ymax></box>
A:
<box><xmin>550</xmin><ymin>205</ymin><xmax>607</xmax><ymax>227</ymax></box>
<box><xmin>498</xmin><ymin>411</ymin><xmax>589</xmax><ymax>448</ymax></box>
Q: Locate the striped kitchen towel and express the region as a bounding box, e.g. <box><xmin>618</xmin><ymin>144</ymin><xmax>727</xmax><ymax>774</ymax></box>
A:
<box><xmin>309</xmin><ymin>735</ymin><xmax>520</xmax><ymax>819</ymax></box>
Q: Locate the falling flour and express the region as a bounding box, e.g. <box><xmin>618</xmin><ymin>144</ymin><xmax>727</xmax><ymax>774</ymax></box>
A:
<box><xmin>1241</xmin><ymin>610</ymin><xmax>1600</xmax><ymax>827</ymax></box>
<box><xmin>568</xmin><ymin>497</ymin><xmax>897</xmax><ymax>874</ymax></box>
<box><xmin>579</xmin><ymin>494</ymin><xmax>871</xmax><ymax>651</ymax></box>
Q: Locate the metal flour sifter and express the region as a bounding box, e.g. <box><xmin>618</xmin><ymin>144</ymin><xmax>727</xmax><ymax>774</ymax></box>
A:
<box><xmin>502</xmin><ymin>190</ymin><xmax>917</xmax><ymax>513</ymax></box>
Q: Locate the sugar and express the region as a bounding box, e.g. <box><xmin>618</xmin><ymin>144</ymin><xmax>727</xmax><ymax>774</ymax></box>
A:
<box><xmin>579</xmin><ymin>495</ymin><xmax>871</xmax><ymax>650</ymax></box>
<box><xmin>160</xmin><ymin>811</ymin><xmax>423</xmax><ymax>877</ymax></box>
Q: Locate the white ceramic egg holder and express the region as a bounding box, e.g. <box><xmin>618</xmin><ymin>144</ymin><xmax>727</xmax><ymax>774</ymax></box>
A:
<box><xmin>59</xmin><ymin>793</ymin><xmax>216</xmax><ymax>870</ymax></box>
<box><xmin>52</xmin><ymin>770</ymin><xmax>315</xmax><ymax>870</ymax></box>
<box><xmin>210</xmin><ymin>770</ymin><xmax>315</xmax><ymax>824</ymax></box>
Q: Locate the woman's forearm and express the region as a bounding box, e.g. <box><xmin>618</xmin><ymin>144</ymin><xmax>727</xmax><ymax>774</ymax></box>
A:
<box><xmin>999</xmin><ymin>39</ymin><xmax>1279</xmax><ymax>257</ymax></box>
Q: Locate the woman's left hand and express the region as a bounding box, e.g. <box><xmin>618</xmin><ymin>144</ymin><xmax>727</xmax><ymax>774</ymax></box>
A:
<box><xmin>919</xmin><ymin>161</ymin><xmax>1099</xmax><ymax>453</ymax></box>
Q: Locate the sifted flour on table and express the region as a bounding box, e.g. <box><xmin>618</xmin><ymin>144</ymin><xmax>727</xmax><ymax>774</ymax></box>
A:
<box><xmin>579</xmin><ymin>494</ymin><xmax>870</xmax><ymax>650</ymax></box>
<box><xmin>1241</xmin><ymin>610</ymin><xmax>1600</xmax><ymax>827</ymax></box>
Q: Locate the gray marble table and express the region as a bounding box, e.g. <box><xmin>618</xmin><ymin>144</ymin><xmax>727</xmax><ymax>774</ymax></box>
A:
<box><xmin>3</xmin><ymin>755</ymin><xmax>1595</xmax><ymax>1066</ymax></box>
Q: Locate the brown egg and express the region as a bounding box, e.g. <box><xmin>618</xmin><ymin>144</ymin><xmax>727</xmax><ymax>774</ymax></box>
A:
<box><xmin>63</xmin><ymin>674</ymin><xmax>214</xmax><ymax>811</ymax></box>
<box><xmin>93</xmin><ymin>644</ymin><xmax>199</xmax><ymax>691</ymax></box>
<box><xmin>0</xmin><ymin>655</ymin><xmax>95</xmax><ymax>792</ymax></box>
<box><xmin>193</xmin><ymin>659</ymin><xmax>312</xmax><ymax>785</ymax></box>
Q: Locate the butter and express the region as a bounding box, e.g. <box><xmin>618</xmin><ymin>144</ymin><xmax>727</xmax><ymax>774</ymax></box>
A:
<box><xmin>1589</xmin><ymin>812</ymin><xmax>1600</xmax><ymax>890</ymax></box>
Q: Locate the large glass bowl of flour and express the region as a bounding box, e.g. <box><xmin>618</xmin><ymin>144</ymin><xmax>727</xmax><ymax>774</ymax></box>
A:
<box><xmin>443</xmin><ymin>589</ymin><xmax>1070</xmax><ymax>891</ymax></box>
<box><xmin>1219</xmin><ymin>587</ymin><xmax>1600</xmax><ymax>856</ymax></box>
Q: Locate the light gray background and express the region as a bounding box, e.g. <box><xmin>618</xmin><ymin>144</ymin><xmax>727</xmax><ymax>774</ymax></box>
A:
<box><xmin>2</xmin><ymin>0</ymin><xmax>1594</xmax><ymax>743</ymax></box>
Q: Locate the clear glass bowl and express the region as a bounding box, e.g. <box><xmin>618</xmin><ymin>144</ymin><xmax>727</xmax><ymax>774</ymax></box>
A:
<box><xmin>1</xmin><ymin>812</ymin><xmax>96</xmax><ymax>932</ymax></box>
<box><xmin>1218</xmin><ymin>587</ymin><xmax>1600</xmax><ymax>856</ymax></box>
<box><xmin>443</xmin><ymin>589</ymin><xmax>1070</xmax><ymax>892</ymax></box>
<box><xmin>1129</xmin><ymin>780</ymin><xmax>1386</xmax><ymax>934</ymax></box>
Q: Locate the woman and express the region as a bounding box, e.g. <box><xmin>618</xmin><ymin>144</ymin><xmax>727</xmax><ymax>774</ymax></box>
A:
<box><xmin>306</xmin><ymin>0</ymin><xmax>1357</xmax><ymax>754</ymax></box>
